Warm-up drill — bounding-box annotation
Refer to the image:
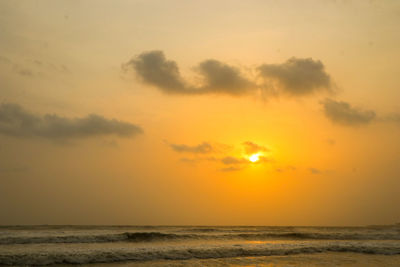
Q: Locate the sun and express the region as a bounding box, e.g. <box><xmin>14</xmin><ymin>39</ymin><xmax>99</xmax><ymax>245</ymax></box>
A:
<box><xmin>249</xmin><ymin>154</ymin><xmax>260</xmax><ymax>163</ymax></box>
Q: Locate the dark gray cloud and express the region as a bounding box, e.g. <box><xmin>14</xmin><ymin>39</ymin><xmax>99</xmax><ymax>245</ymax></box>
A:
<box><xmin>242</xmin><ymin>141</ymin><xmax>268</xmax><ymax>155</ymax></box>
<box><xmin>258</xmin><ymin>57</ymin><xmax>332</xmax><ymax>95</ymax></box>
<box><xmin>322</xmin><ymin>98</ymin><xmax>376</xmax><ymax>126</ymax></box>
<box><xmin>125</xmin><ymin>51</ymin><xmax>254</xmax><ymax>96</ymax></box>
<box><xmin>0</xmin><ymin>103</ymin><xmax>143</xmax><ymax>139</ymax></box>
<box><xmin>125</xmin><ymin>50</ymin><xmax>188</xmax><ymax>94</ymax></box>
<box><xmin>127</xmin><ymin>51</ymin><xmax>335</xmax><ymax>98</ymax></box>
<box><xmin>169</xmin><ymin>142</ymin><xmax>214</xmax><ymax>154</ymax></box>
<box><xmin>197</xmin><ymin>59</ymin><xmax>254</xmax><ymax>95</ymax></box>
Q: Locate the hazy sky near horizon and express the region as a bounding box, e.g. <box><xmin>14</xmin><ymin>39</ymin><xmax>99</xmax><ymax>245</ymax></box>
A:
<box><xmin>1</xmin><ymin>0</ymin><xmax>400</xmax><ymax>225</ymax></box>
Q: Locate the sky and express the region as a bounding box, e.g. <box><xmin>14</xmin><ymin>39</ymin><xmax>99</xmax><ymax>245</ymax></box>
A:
<box><xmin>0</xmin><ymin>0</ymin><xmax>400</xmax><ymax>226</ymax></box>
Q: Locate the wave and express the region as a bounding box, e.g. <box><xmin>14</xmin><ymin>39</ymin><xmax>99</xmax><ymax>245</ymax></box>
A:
<box><xmin>124</xmin><ymin>232</ymin><xmax>192</xmax><ymax>241</ymax></box>
<box><xmin>234</xmin><ymin>232</ymin><xmax>400</xmax><ymax>240</ymax></box>
<box><xmin>0</xmin><ymin>233</ymin><xmax>126</xmax><ymax>245</ymax></box>
<box><xmin>0</xmin><ymin>232</ymin><xmax>200</xmax><ymax>245</ymax></box>
<box><xmin>1</xmin><ymin>245</ymin><xmax>399</xmax><ymax>265</ymax></box>
<box><xmin>1</xmin><ymin>231</ymin><xmax>400</xmax><ymax>245</ymax></box>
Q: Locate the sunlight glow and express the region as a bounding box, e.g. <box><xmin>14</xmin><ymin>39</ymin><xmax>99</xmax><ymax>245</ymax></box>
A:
<box><xmin>249</xmin><ymin>154</ymin><xmax>260</xmax><ymax>163</ymax></box>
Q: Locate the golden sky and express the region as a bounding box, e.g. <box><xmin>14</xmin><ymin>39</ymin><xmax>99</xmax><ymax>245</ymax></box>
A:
<box><xmin>1</xmin><ymin>0</ymin><xmax>400</xmax><ymax>225</ymax></box>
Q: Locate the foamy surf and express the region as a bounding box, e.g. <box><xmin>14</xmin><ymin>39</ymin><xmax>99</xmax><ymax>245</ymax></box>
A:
<box><xmin>1</xmin><ymin>225</ymin><xmax>400</xmax><ymax>265</ymax></box>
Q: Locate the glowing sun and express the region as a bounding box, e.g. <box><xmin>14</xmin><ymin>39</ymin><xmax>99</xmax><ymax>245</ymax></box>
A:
<box><xmin>249</xmin><ymin>154</ymin><xmax>260</xmax><ymax>163</ymax></box>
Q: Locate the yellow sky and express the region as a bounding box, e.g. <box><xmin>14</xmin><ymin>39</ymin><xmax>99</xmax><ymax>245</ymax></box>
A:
<box><xmin>0</xmin><ymin>0</ymin><xmax>400</xmax><ymax>225</ymax></box>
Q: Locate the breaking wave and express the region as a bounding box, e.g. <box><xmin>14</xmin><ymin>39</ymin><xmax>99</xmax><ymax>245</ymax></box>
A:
<box><xmin>0</xmin><ymin>232</ymin><xmax>186</xmax><ymax>245</ymax></box>
<box><xmin>1</xmin><ymin>231</ymin><xmax>400</xmax><ymax>245</ymax></box>
<box><xmin>1</xmin><ymin>245</ymin><xmax>399</xmax><ymax>265</ymax></box>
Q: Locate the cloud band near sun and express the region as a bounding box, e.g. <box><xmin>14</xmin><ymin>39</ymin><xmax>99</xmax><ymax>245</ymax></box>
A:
<box><xmin>167</xmin><ymin>140</ymin><xmax>269</xmax><ymax>171</ymax></box>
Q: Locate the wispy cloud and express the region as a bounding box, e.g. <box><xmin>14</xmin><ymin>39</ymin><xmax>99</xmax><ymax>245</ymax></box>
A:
<box><xmin>219</xmin><ymin>166</ymin><xmax>242</xmax><ymax>172</ymax></box>
<box><xmin>322</xmin><ymin>98</ymin><xmax>376</xmax><ymax>126</ymax></box>
<box><xmin>309</xmin><ymin>168</ymin><xmax>322</xmax><ymax>174</ymax></box>
<box><xmin>168</xmin><ymin>140</ymin><xmax>270</xmax><ymax>171</ymax></box>
<box><xmin>220</xmin><ymin>156</ymin><xmax>248</xmax><ymax>165</ymax></box>
<box><xmin>242</xmin><ymin>141</ymin><xmax>269</xmax><ymax>155</ymax></box>
<box><xmin>169</xmin><ymin>142</ymin><xmax>214</xmax><ymax>154</ymax></box>
<box><xmin>0</xmin><ymin>55</ymin><xmax>70</xmax><ymax>77</ymax></box>
<box><xmin>0</xmin><ymin>103</ymin><xmax>143</xmax><ymax>140</ymax></box>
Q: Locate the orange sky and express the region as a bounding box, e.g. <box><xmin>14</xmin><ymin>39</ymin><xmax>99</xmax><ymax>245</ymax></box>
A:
<box><xmin>0</xmin><ymin>0</ymin><xmax>400</xmax><ymax>225</ymax></box>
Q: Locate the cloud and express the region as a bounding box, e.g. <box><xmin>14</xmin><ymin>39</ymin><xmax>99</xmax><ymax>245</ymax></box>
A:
<box><xmin>0</xmin><ymin>56</ymin><xmax>70</xmax><ymax>78</ymax></box>
<box><xmin>15</xmin><ymin>67</ymin><xmax>34</xmax><ymax>77</ymax></box>
<box><xmin>309</xmin><ymin>168</ymin><xmax>335</xmax><ymax>175</ymax></box>
<box><xmin>125</xmin><ymin>50</ymin><xmax>189</xmax><ymax>94</ymax></box>
<box><xmin>125</xmin><ymin>51</ymin><xmax>254</xmax><ymax>96</ymax></box>
<box><xmin>126</xmin><ymin>51</ymin><xmax>335</xmax><ymax>99</ymax></box>
<box><xmin>275</xmin><ymin>165</ymin><xmax>296</xmax><ymax>173</ymax></box>
<box><xmin>242</xmin><ymin>141</ymin><xmax>268</xmax><ymax>155</ymax></box>
<box><xmin>219</xmin><ymin>166</ymin><xmax>242</xmax><ymax>172</ymax></box>
<box><xmin>220</xmin><ymin>156</ymin><xmax>248</xmax><ymax>165</ymax></box>
<box><xmin>0</xmin><ymin>103</ymin><xmax>143</xmax><ymax>139</ymax></box>
<box><xmin>322</xmin><ymin>98</ymin><xmax>376</xmax><ymax>126</ymax></box>
<box><xmin>221</xmin><ymin>155</ymin><xmax>269</xmax><ymax>165</ymax></box>
<box><xmin>258</xmin><ymin>57</ymin><xmax>332</xmax><ymax>95</ymax></box>
<box><xmin>179</xmin><ymin>157</ymin><xmax>199</xmax><ymax>164</ymax></box>
<box><xmin>309</xmin><ymin>168</ymin><xmax>321</xmax><ymax>174</ymax></box>
<box><xmin>196</xmin><ymin>59</ymin><xmax>254</xmax><ymax>95</ymax></box>
<box><xmin>169</xmin><ymin>142</ymin><xmax>214</xmax><ymax>154</ymax></box>
<box><xmin>383</xmin><ymin>113</ymin><xmax>400</xmax><ymax>124</ymax></box>
<box><xmin>101</xmin><ymin>139</ymin><xmax>119</xmax><ymax>148</ymax></box>
<box><xmin>254</xmin><ymin>156</ymin><xmax>269</xmax><ymax>163</ymax></box>
<box><xmin>168</xmin><ymin>140</ymin><xmax>270</xmax><ymax>171</ymax></box>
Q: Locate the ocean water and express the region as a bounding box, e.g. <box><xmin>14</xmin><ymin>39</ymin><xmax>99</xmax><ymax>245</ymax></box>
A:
<box><xmin>0</xmin><ymin>225</ymin><xmax>400</xmax><ymax>266</ymax></box>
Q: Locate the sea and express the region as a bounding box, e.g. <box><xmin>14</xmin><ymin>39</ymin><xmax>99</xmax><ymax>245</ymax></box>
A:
<box><xmin>1</xmin><ymin>225</ymin><xmax>400</xmax><ymax>266</ymax></box>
